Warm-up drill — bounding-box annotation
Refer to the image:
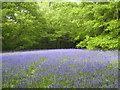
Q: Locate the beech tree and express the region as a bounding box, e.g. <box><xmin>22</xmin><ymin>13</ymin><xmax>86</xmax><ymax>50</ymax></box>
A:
<box><xmin>2</xmin><ymin>1</ymin><xmax>120</xmax><ymax>51</ymax></box>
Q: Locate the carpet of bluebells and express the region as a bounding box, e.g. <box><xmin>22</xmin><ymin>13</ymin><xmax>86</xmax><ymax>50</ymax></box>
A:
<box><xmin>2</xmin><ymin>49</ymin><xmax>118</xmax><ymax>88</ymax></box>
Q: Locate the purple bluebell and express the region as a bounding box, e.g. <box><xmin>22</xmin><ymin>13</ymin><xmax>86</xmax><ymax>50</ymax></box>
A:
<box><xmin>2</xmin><ymin>49</ymin><xmax>118</xmax><ymax>88</ymax></box>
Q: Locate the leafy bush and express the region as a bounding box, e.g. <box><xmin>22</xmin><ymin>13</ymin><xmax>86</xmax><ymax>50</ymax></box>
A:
<box><xmin>76</xmin><ymin>35</ymin><xmax>118</xmax><ymax>50</ymax></box>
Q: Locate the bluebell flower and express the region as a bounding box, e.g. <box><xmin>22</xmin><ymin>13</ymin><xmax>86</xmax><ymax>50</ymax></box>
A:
<box><xmin>2</xmin><ymin>49</ymin><xmax>118</xmax><ymax>88</ymax></box>
<box><xmin>49</xmin><ymin>84</ymin><xmax>58</xmax><ymax>88</ymax></box>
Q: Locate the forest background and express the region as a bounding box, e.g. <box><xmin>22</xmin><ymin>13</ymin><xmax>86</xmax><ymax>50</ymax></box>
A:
<box><xmin>2</xmin><ymin>1</ymin><xmax>120</xmax><ymax>51</ymax></box>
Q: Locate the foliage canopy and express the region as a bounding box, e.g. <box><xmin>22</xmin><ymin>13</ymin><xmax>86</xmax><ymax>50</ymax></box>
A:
<box><xmin>2</xmin><ymin>2</ymin><xmax>120</xmax><ymax>51</ymax></box>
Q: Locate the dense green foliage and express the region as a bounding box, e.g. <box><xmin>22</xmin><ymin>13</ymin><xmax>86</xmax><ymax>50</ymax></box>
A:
<box><xmin>2</xmin><ymin>2</ymin><xmax>120</xmax><ymax>51</ymax></box>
